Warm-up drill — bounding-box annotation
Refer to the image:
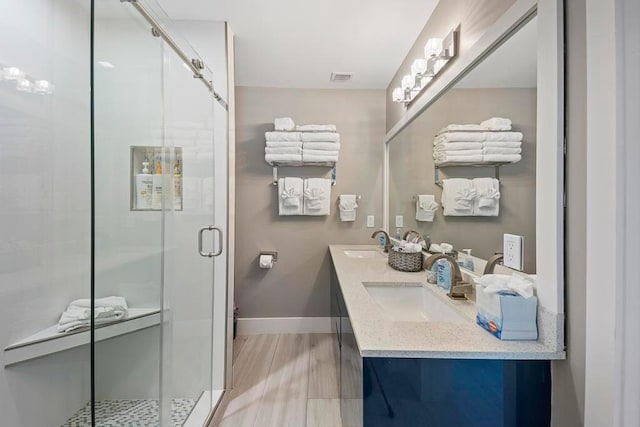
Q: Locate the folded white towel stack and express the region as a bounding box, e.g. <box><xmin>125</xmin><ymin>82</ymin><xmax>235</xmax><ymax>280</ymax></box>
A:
<box><xmin>296</xmin><ymin>124</ymin><xmax>337</xmax><ymax>132</ymax></box>
<box><xmin>274</xmin><ymin>117</ymin><xmax>296</xmax><ymax>132</ymax></box>
<box><xmin>416</xmin><ymin>195</ymin><xmax>439</xmax><ymax>222</ymax></box>
<box><xmin>304</xmin><ymin>178</ymin><xmax>331</xmax><ymax>216</ymax></box>
<box><xmin>266</xmin><ymin>140</ymin><xmax>303</xmax><ymax>148</ymax></box>
<box><xmin>473</xmin><ymin>178</ymin><xmax>501</xmax><ymax>216</ymax></box>
<box><xmin>265</xmin><ymin>147</ymin><xmax>302</xmax><ymax>155</ymax></box>
<box><xmin>265</xmin><ymin>131</ymin><xmax>302</xmax><ymax>142</ymax></box>
<box><xmin>57</xmin><ymin>296</ymin><xmax>128</xmax><ymax>333</ymax></box>
<box><xmin>433</xmin><ymin>118</ymin><xmax>523</xmax><ymax>165</ymax></box>
<box><xmin>339</xmin><ymin>194</ymin><xmax>358</xmax><ymax>222</ymax></box>
<box><xmin>278</xmin><ymin>177</ymin><xmax>304</xmax><ymax>216</ymax></box>
<box><xmin>266</xmin><ymin>154</ymin><xmax>302</xmax><ymax>165</ymax></box>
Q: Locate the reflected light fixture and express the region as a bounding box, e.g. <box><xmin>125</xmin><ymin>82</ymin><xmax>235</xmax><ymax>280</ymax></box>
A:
<box><xmin>34</xmin><ymin>79</ymin><xmax>53</xmax><ymax>95</ymax></box>
<box><xmin>16</xmin><ymin>78</ymin><xmax>33</xmax><ymax>93</ymax></box>
<box><xmin>392</xmin><ymin>29</ymin><xmax>458</xmax><ymax>107</ymax></box>
<box><xmin>0</xmin><ymin>63</ymin><xmax>54</xmax><ymax>96</ymax></box>
<box><xmin>2</xmin><ymin>66</ymin><xmax>25</xmax><ymax>81</ymax></box>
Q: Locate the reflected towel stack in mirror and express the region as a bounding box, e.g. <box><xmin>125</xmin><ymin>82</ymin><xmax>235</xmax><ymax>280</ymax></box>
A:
<box><xmin>433</xmin><ymin>117</ymin><xmax>523</xmax><ymax>165</ymax></box>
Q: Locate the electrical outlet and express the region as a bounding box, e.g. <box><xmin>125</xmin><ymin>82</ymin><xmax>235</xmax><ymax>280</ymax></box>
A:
<box><xmin>395</xmin><ymin>215</ymin><xmax>404</xmax><ymax>227</ymax></box>
<box><xmin>366</xmin><ymin>215</ymin><xmax>375</xmax><ymax>228</ymax></box>
<box><xmin>503</xmin><ymin>234</ymin><xmax>524</xmax><ymax>270</ymax></box>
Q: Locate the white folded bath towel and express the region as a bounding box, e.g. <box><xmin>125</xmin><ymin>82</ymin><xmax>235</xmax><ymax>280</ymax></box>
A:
<box><xmin>302</xmin><ymin>153</ymin><xmax>339</xmax><ymax>163</ymax></box>
<box><xmin>265</xmin><ymin>154</ymin><xmax>303</xmax><ymax>165</ymax></box>
<box><xmin>483</xmin><ymin>132</ymin><xmax>523</xmax><ymax>141</ymax></box>
<box><xmin>265</xmin><ymin>147</ymin><xmax>303</xmax><ymax>155</ymax></box>
<box><xmin>302</xmin><ymin>132</ymin><xmax>340</xmax><ymax>143</ymax></box>
<box><xmin>304</xmin><ymin>178</ymin><xmax>331</xmax><ymax>216</ymax></box>
<box><xmin>482</xmin><ymin>147</ymin><xmax>522</xmax><ymax>155</ymax></box>
<box><xmin>274</xmin><ymin>117</ymin><xmax>295</xmax><ymax>131</ymax></box>
<box><xmin>434</xmin><ymin>153</ymin><xmax>484</xmax><ymax>165</ymax></box>
<box><xmin>303</xmin><ymin>149</ymin><xmax>340</xmax><ymax>157</ymax></box>
<box><xmin>482</xmin><ymin>141</ymin><xmax>522</xmax><ymax>148</ymax></box>
<box><xmin>483</xmin><ymin>154</ymin><xmax>522</xmax><ymax>163</ymax></box>
<box><xmin>302</xmin><ymin>142</ymin><xmax>341</xmax><ymax>151</ymax></box>
<box><xmin>278</xmin><ymin>177</ymin><xmax>304</xmax><ymax>216</ymax></box>
<box><xmin>473</xmin><ymin>178</ymin><xmax>501</xmax><ymax>216</ymax></box>
<box><xmin>442</xmin><ymin>179</ymin><xmax>476</xmax><ymax>216</ymax></box>
<box><xmin>416</xmin><ymin>195</ymin><xmax>439</xmax><ymax>222</ymax></box>
<box><xmin>434</xmin><ymin>132</ymin><xmax>486</xmax><ymax>144</ymax></box>
<box><xmin>434</xmin><ymin>142</ymin><xmax>484</xmax><ymax>151</ymax></box>
<box><xmin>339</xmin><ymin>194</ymin><xmax>358</xmax><ymax>222</ymax></box>
<box><xmin>437</xmin><ymin>124</ymin><xmax>485</xmax><ymax>134</ymax></box>
<box><xmin>481</xmin><ymin>117</ymin><xmax>512</xmax><ymax>131</ymax></box>
<box><xmin>296</xmin><ymin>124</ymin><xmax>337</xmax><ymax>132</ymax></box>
<box><xmin>265</xmin><ymin>131</ymin><xmax>302</xmax><ymax>142</ymax></box>
<box><xmin>57</xmin><ymin>296</ymin><xmax>128</xmax><ymax>333</ymax></box>
<box><xmin>266</xmin><ymin>140</ymin><xmax>303</xmax><ymax>148</ymax></box>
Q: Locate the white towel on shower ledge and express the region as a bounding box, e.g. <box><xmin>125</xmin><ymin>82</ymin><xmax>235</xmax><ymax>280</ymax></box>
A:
<box><xmin>57</xmin><ymin>296</ymin><xmax>128</xmax><ymax>333</ymax></box>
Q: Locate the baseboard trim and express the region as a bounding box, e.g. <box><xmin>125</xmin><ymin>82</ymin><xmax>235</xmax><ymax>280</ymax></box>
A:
<box><xmin>236</xmin><ymin>317</ymin><xmax>334</xmax><ymax>335</ymax></box>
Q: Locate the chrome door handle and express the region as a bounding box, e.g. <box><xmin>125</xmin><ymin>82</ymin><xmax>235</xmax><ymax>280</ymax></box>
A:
<box><xmin>198</xmin><ymin>226</ymin><xmax>224</xmax><ymax>258</ymax></box>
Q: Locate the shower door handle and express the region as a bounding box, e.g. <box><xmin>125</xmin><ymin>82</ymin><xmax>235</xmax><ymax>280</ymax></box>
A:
<box><xmin>198</xmin><ymin>226</ymin><xmax>224</xmax><ymax>258</ymax></box>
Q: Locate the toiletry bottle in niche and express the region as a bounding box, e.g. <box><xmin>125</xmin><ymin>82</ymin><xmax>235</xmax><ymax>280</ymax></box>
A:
<box><xmin>136</xmin><ymin>161</ymin><xmax>153</xmax><ymax>209</ymax></box>
<box><xmin>151</xmin><ymin>158</ymin><xmax>163</xmax><ymax>210</ymax></box>
<box><xmin>173</xmin><ymin>160</ymin><xmax>182</xmax><ymax>210</ymax></box>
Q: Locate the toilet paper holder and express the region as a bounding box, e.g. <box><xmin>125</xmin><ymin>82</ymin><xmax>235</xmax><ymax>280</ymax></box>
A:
<box><xmin>259</xmin><ymin>251</ymin><xmax>278</xmax><ymax>262</ymax></box>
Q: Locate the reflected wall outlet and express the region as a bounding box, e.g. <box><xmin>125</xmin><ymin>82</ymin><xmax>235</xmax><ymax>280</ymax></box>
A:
<box><xmin>366</xmin><ymin>215</ymin><xmax>375</xmax><ymax>228</ymax></box>
<box><xmin>395</xmin><ymin>216</ymin><xmax>404</xmax><ymax>227</ymax></box>
<box><xmin>503</xmin><ymin>234</ymin><xmax>524</xmax><ymax>270</ymax></box>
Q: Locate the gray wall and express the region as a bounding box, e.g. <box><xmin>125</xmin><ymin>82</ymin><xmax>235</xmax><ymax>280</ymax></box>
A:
<box><xmin>388</xmin><ymin>87</ymin><xmax>537</xmax><ymax>272</ymax></box>
<box><xmin>234</xmin><ymin>87</ymin><xmax>385</xmax><ymax>318</ymax></box>
<box><xmin>551</xmin><ymin>0</ymin><xmax>587</xmax><ymax>424</ymax></box>
<box><xmin>386</xmin><ymin>0</ymin><xmax>516</xmax><ymax>131</ymax></box>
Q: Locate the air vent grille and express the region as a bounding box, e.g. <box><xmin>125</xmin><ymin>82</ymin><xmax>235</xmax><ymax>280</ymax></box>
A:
<box><xmin>330</xmin><ymin>72</ymin><xmax>354</xmax><ymax>82</ymax></box>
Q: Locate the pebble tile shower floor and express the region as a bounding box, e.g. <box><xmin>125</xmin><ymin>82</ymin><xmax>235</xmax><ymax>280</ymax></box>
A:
<box><xmin>63</xmin><ymin>398</ymin><xmax>196</xmax><ymax>427</ymax></box>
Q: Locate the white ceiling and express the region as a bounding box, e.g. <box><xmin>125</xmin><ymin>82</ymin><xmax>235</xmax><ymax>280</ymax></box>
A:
<box><xmin>455</xmin><ymin>16</ymin><xmax>538</xmax><ymax>89</ymax></box>
<box><xmin>156</xmin><ymin>0</ymin><xmax>440</xmax><ymax>89</ymax></box>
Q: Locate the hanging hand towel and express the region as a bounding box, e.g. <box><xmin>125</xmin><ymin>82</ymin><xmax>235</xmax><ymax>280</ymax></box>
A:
<box><xmin>442</xmin><ymin>179</ymin><xmax>476</xmax><ymax>216</ymax></box>
<box><xmin>473</xmin><ymin>178</ymin><xmax>501</xmax><ymax>216</ymax></box>
<box><xmin>265</xmin><ymin>131</ymin><xmax>302</xmax><ymax>142</ymax></box>
<box><xmin>339</xmin><ymin>194</ymin><xmax>358</xmax><ymax>222</ymax></box>
<box><xmin>296</xmin><ymin>124</ymin><xmax>337</xmax><ymax>132</ymax></box>
<box><xmin>302</xmin><ymin>132</ymin><xmax>340</xmax><ymax>143</ymax></box>
<box><xmin>274</xmin><ymin>117</ymin><xmax>295</xmax><ymax>131</ymax></box>
<box><xmin>416</xmin><ymin>195</ymin><xmax>439</xmax><ymax>222</ymax></box>
<box><xmin>304</xmin><ymin>178</ymin><xmax>331</xmax><ymax>216</ymax></box>
<box><xmin>278</xmin><ymin>177</ymin><xmax>304</xmax><ymax>216</ymax></box>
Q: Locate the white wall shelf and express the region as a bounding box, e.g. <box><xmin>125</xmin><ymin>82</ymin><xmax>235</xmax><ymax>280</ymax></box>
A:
<box><xmin>4</xmin><ymin>308</ymin><xmax>161</xmax><ymax>366</ymax></box>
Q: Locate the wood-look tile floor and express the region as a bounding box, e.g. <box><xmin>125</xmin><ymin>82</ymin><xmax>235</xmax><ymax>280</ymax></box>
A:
<box><xmin>209</xmin><ymin>334</ymin><xmax>342</xmax><ymax>427</ymax></box>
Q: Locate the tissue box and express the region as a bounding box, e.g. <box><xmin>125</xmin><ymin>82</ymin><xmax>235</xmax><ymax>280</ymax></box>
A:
<box><xmin>475</xmin><ymin>285</ymin><xmax>538</xmax><ymax>340</ymax></box>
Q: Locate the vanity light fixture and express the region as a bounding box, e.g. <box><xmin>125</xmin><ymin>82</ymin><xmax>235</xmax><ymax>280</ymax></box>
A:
<box><xmin>16</xmin><ymin>78</ymin><xmax>33</xmax><ymax>93</ymax></box>
<box><xmin>34</xmin><ymin>79</ymin><xmax>54</xmax><ymax>95</ymax></box>
<box><xmin>392</xmin><ymin>28</ymin><xmax>458</xmax><ymax>107</ymax></box>
<box><xmin>2</xmin><ymin>66</ymin><xmax>25</xmax><ymax>81</ymax></box>
<box><xmin>0</xmin><ymin>63</ymin><xmax>54</xmax><ymax>95</ymax></box>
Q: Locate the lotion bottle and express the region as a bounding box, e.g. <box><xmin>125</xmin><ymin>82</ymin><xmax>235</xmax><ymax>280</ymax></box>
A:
<box><xmin>151</xmin><ymin>159</ymin><xmax>163</xmax><ymax>210</ymax></box>
<box><xmin>135</xmin><ymin>161</ymin><xmax>153</xmax><ymax>209</ymax></box>
<box><xmin>173</xmin><ymin>160</ymin><xmax>182</xmax><ymax>210</ymax></box>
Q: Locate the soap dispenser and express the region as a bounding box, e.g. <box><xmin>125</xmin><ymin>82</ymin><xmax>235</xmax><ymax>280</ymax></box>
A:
<box><xmin>151</xmin><ymin>158</ymin><xmax>163</xmax><ymax>210</ymax></box>
<box><xmin>135</xmin><ymin>161</ymin><xmax>153</xmax><ymax>209</ymax></box>
<box><xmin>436</xmin><ymin>252</ymin><xmax>452</xmax><ymax>291</ymax></box>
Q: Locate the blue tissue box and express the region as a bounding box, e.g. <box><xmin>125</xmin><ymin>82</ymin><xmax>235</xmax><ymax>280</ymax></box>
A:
<box><xmin>475</xmin><ymin>285</ymin><xmax>538</xmax><ymax>340</ymax></box>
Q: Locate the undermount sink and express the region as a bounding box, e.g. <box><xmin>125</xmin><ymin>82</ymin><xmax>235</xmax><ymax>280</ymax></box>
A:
<box><xmin>343</xmin><ymin>249</ymin><xmax>385</xmax><ymax>259</ymax></box>
<box><xmin>363</xmin><ymin>282</ymin><xmax>469</xmax><ymax>323</ymax></box>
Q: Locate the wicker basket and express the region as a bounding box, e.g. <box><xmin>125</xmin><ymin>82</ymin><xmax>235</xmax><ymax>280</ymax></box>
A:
<box><xmin>388</xmin><ymin>247</ymin><xmax>423</xmax><ymax>272</ymax></box>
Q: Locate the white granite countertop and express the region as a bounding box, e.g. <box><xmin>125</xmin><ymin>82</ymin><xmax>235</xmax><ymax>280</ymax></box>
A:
<box><xmin>330</xmin><ymin>244</ymin><xmax>566</xmax><ymax>360</ymax></box>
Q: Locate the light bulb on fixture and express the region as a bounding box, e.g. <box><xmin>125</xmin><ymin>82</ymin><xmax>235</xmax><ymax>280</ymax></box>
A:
<box><xmin>424</xmin><ymin>38</ymin><xmax>443</xmax><ymax>58</ymax></box>
<box><xmin>392</xmin><ymin>88</ymin><xmax>404</xmax><ymax>102</ymax></box>
<box><xmin>411</xmin><ymin>59</ymin><xmax>428</xmax><ymax>79</ymax></box>
<box><xmin>34</xmin><ymin>79</ymin><xmax>53</xmax><ymax>95</ymax></box>
<box><xmin>16</xmin><ymin>78</ymin><xmax>33</xmax><ymax>93</ymax></box>
<box><xmin>401</xmin><ymin>74</ymin><xmax>413</xmax><ymax>91</ymax></box>
<box><xmin>2</xmin><ymin>66</ymin><xmax>25</xmax><ymax>81</ymax></box>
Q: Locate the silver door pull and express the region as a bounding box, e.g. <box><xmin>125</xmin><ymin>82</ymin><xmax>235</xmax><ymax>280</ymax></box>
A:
<box><xmin>198</xmin><ymin>226</ymin><xmax>224</xmax><ymax>258</ymax></box>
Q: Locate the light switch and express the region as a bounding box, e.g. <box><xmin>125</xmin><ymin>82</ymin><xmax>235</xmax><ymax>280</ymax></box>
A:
<box><xmin>395</xmin><ymin>215</ymin><xmax>404</xmax><ymax>227</ymax></box>
<box><xmin>503</xmin><ymin>234</ymin><xmax>524</xmax><ymax>270</ymax></box>
<box><xmin>366</xmin><ymin>215</ymin><xmax>375</xmax><ymax>228</ymax></box>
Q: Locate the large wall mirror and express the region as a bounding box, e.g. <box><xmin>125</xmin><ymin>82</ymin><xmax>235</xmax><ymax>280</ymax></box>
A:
<box><xmin>385</xmin><ymin>1</ymin><xmax>563</xmax><ymax>330</ymax></box>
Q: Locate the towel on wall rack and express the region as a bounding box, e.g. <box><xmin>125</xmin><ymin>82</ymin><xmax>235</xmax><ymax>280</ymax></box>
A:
<box><xmin>266</xmin><ymin>140</ymin><xmax>303</xmax><ymax>148</ymax></box>
<box><xmin>301</xmin><ymin>132</ymin><xmax>340</xmax><ymax>143</ymax></box>
<box><xmin>302</xmin><ymin>142</ymin><xmax>341</xmax><ymax>151</ymax></box>
<box><xmin>266</xmin><ymin>154</ymin><xmax>303</xmax><ymax>165</ymax></box>
<box><xmin>265</xmin><ymin>131</ymin><xmax>302</xmax><ymax>142</ymax></box>
<box><xmin>442</xmin><ymin>179</ymin><xmax>476</xmax><ymax>216</ymax></box>
<box><xmin>302</xmin><ymin>153</ymin><xmax>339</xmax><ymax>163</ymax></box>
<box><xmin>274</xmin><ymin>117</ymin><xmax>295</xmax><ymax>131</ymax></box>
<box><xmin>416</xmin><ymin>195</ymin><xmax>438</xmax><ymax>222</ymax></box>
<box><xmin>296</xmin><ymin>124</ymin><xmax>337</xmax><ymax>132</ymax></box>
<box><xmin>304</xmin><ymin>178</ymin><xmax>331</xmax><ymax>216</ymax></box>
<box><xmin>473</xmin><ymin>178</ymin><xmax>501</xmax><ymax>216</ymax></box>
<box><xmin>339</xmin><ymin>194</ymin><xmax>358</xmax><ymax>222</ymax></box>
<box><xmin>480</xmin><ymin>117</ymin><xmax>512</xmax><ymax>131</ymax></box>
<box><xmin>265</xmin><ymin>147</ymin><xmax>302</xmax><ymax>155</ymax></box>
<box><xmin>278</xmin><ymin>177</ymin><xmax>304</xmax><ymax>216</ymax></box>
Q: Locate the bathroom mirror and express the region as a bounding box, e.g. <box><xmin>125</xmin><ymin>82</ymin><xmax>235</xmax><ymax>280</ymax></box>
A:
<box><xmin>385</xmin><ymin>0</ymin><xmax>564</xmax><ymax>323</ymax></box>
<box><xmin>387</xmin><ymin>15</ymin><xmax>538</xmax><ymax>272</ymax></box>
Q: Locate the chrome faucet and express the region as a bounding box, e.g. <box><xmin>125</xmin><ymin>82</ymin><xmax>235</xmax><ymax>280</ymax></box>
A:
<box><xmin>424</xmin><ymin>254</ymin><xmax>472</xmax><ymax>300</ymax></box>
<box><xmin>483</xmin><ymin>254</ymin><xmax>504</xmax><ymax>275</ymax></box>
<box><xmin>371</xmin><ymin>230</ymin><xmax>391</xmax><ymax>253</ymax></box>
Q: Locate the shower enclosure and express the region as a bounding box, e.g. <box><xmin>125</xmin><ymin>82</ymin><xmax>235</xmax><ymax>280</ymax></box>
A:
<box><xmin>0</xmin><ymin>0</ymin><xmax>233</xmax><ymax>425</ymax></box>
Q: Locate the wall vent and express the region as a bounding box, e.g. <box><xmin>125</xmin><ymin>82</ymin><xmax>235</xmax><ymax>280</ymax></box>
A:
<box><xmin>330</xmin><ymin>72</ymin><xmax>354</xmax><ymax>82</ymax></box>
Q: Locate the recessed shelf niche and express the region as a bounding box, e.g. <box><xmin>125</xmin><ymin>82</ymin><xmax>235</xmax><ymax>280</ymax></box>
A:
<box><xmin>130</xmin><ymin>146</ymin><xmax>183</xmax><ymax>211</ymax></box>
